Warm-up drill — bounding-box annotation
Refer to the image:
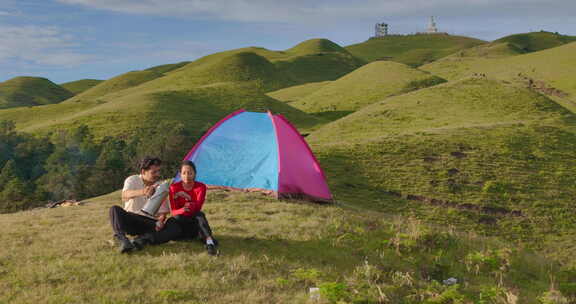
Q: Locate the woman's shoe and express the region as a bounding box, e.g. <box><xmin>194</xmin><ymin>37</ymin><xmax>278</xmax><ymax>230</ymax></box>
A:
<box><xmin>114</xmin><ymin>234</ymin><xmax>135</xmax><ymax>253</ymax></box>
<box><xmin>206</xmin><ymin>243</ymin><xmax>219</xmax><ymax>256</ymax></box>
<box><xmin>132</xmin><ymin>233</ymin><xmax>154</xmax><ymax>250</ymax></box>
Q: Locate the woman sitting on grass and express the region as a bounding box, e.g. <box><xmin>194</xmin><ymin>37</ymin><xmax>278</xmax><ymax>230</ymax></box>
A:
<box><xmin>169</xmin><ymin>160</ymin><xmax>219</xmax><ymax>256</ymax></box>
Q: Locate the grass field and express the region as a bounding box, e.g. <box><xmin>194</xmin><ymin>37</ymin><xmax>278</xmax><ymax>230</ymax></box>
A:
<box><xmin>0</xmin><ymin>188</ymin><xmax>571</xmax><ymax>303</ymax></box>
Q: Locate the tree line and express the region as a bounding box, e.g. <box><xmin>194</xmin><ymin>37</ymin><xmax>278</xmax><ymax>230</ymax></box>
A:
<box><xmin>0</xmin><ymin>120</ymin><xmax>196</xmax><ymax>213</ymax></box>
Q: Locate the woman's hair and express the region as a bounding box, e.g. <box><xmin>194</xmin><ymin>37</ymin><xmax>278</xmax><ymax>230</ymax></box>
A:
<box><xmin>140</xmin><ymin>157</ymin><xmax>162</xmax><ymax>171</ymax></box>
<box><xmin>181</xmin><ymin>160</ymin><xmax>197</xmax><ymax>174</ymax></box>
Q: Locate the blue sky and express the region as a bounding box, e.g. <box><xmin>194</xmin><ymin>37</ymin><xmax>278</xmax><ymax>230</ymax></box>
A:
<box><xmin>1</xmin><ymin>0</ymin><xmax>575</xmax><ymax>83</ymax></box>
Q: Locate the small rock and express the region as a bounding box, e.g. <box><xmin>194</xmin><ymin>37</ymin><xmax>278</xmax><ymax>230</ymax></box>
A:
<box><xmin>309</xmin><ymin>287</ymin><xmax>320</xmax><ymax>301</ymax></box>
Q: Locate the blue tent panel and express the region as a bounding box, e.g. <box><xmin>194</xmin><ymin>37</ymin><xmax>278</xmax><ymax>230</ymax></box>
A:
<box><xmin>186</xmin><ymin>112</ymin><xmax>279</xmax><ymax>191</ymax></box>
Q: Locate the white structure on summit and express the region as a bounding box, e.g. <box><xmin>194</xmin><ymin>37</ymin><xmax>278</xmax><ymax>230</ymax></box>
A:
<box><xmin>374</xmin><ymin>22</ymin><xmax>389</xmax><ymax>37</ymax></box>
<box><xmin>427</xmin><ymin>16</ymin><xmax>439</xmax><ymax>33</ymax></box>
<box><xmin>370</xmin><ymin>17</ymin><xmax>448</xmax><ymax>38</ymax></box>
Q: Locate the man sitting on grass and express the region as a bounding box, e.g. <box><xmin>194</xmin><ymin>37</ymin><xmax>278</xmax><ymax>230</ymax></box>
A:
<box><xmin>108</xmin><ymin>157</ymin><xmax>181</xmax><ymax>253</ymax></box>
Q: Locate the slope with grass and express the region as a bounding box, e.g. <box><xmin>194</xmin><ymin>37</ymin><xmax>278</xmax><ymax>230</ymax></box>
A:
<box><xmin>1</xmin><ymin>188</ymin><xmax>572</xmax><ymax>303</ymax></box>
<box><xmin>0</xmin><ymin>77</ymin><xmax>73</xmax><ymax>109</ymax></box>
<box><xmin>144</xmin><ymin>61</ymin><xmax>191</xmax><ymax>74</ymax></box>
<box><xmin>421</xmin><ymin>42</ymin><xmax>576</xmax><ymax>97</ymax></box>
<box><xmin>60</xmin><ymin>79</ymin><xmax>104</xmax><ymax>95</ymax></box>
<box><xmin>345</xmin><ymin>34</ymin><xmax>486</xmax><ymax>66</ymax></box>
<box><xmin>62</xmin><ymin>62</ymin><xmax>191</xmax><ymax>100</ymax></box>
<box><xmin>174</xmin><ymin>38</ymin><xmax>363</xmax><ymax>86</ymax></box>
<box><xmin>0</xmin><ymin>82</ymin><xmax>321</xmax><ymax>140</ymax></box>
<box><xmin>445</xmin><ymin>42</ymin><xmax>526</xmax><ymax>59</ymax></box>
<box><xmin>266</xmin><ymin>81</ymin><xmax>331</xmax><ymax>104</ymax></box>
<box><xmin>308</xmin><ymin>78</ymin><xmax>576</xmax><ymax>265</ymax></box>
<box><xmin>68</xmin><ymin>70</ymin><xmax>165</xmax><ymax>103</ymax></box>
<box><xmin>289</xmin><ymin>61</ymin><xmax>445</xmax><ymax>113</ymax></box>
<box><xmin>495</xmin><ymin>31</ymin><xmax>576</xmax><ymax>53</ymax></box>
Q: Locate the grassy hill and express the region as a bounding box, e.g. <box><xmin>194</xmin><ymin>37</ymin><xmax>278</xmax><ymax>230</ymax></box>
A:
<box><xmin>61</xmin><ymin>79</ymin><xmax>104</xmax><ymax>95</ymax></box>
<box><xmin>345</xmin><ymin>34</ymin><xmax>486</xmax><ymax>66</ymax></box>
<box><xmin>445</xmin><ymin>42</ymin><xmax>526</xmax><ymax>59</ymax></box>
<box><xmin>308</xmin><ymin>78</ymin><xmax>576</xmax><ymax>266</ymax></box>
<box><xmin>68</xmin><ymin>70</ymin><xmax>165</xmax><ymax>103</ymax></box>
<box><xmin>267</xmin><ymin>81</ymin><xmax>331</xmax><ymax>104</ymax></box>
<box><xmin>0</xmin><ymin>82</ymin><xmax>321</xmax><ymax>140</ymax></box>
<box><xmin>0</xmin><ymin>77</ymin><xmax>73</xmax><ymax>109</ymax></box>
<box><xmin>1</xmin><ymin>188</ymin><xmax>571</xmax><ymax>303</ymax></box>
<box><xmin>421</xmin><ymin>42</ymin><xmax>576</xmax><ymax>90</ymax></box>
<box><xmin>177</xmin><ymin>38</ymin><xmax>363</xmax><ymax>86</ymax></box>
<box><xmin>420</xmin><ymin>42</ymin><xmax>576</xmax><ymax>117</ymax></box>
<box><xmin>0</xmin><ymin>38</ymin><xmax>364</xmax><ymax>138</ymax></box>
<box><xmin>144</xmin><ymin>61</ymin><xmax>191</xmax><ymax>74</ymax></box>
<box><xmin>288</xmin><ymin>61</ymin><xmax>446</xmax><ymax>113</ymax></box>
<box><xmin>495</xmin><ymin>31</ymin><xmax>576</xmax><ymax>53</ymax></box>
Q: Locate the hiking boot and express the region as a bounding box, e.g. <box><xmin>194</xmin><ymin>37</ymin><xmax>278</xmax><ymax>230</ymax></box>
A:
<box><xmin>132</xmin><ymin>233</ymin><xmax>154</xmax><ymax>250</ymax></box>
<box><xmin>114</xmin><ymin>234</ymin><xmax>135</xmax><ymax>254</ymax></box>
<box><xmin>206</xmin><ymin>242</ymin><xmax>219</xmax><ymax>256</ymax></box>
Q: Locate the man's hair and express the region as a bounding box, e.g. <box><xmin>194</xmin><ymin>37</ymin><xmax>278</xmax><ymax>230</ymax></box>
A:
<box><xmin>181</xmin><ymin>160</ymin><xmax>197</xmax><ymax>174</ymax></box>
<box><xmin>140</xmin><ymin>157</ymin><xmax>162</xmax><ymax>171</ymax></box>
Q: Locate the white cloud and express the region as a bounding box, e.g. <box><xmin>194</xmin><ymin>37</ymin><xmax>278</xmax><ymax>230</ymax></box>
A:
<box><xmin>0</xmin><ymin>25</ymin><xmax>91</xmax><ymax>66</ymax></box>
<box><xmin>56</xmin><ymin>0</ymin><xmax>576</xmax><ymax>23</ymax></box>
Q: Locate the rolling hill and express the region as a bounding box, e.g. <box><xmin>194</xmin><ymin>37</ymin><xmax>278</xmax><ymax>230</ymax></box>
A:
<box><xmin>495</xmin><ymin>31</ymin><xmax>576</xmax><ymax>53</ymax></box>
<box><xmin>0</xmin><ymin>77</ymin><xmax>73</xmax><ymax>109</ymax></box>
<box><xmin>445</xmin><ymin>42</ymin><xmax>526</xmax><ymax>59</ymax></box>
<box><xmin>60</xmin><ymin>79</ymin><xmax>104</xmax><ymax>95</ymax></box>
<box><xmin>68</xmin><ymin>70</ymin><xmax>166</xmax><ymax>103</ymax></box>
<box><xmin>345</xmin><ymin>34</ymin><xmax>486</xmax><ymax>66</ymax></box>
<box><xmin>266</xmin><ymin>81</ymin><xmax>331</xmax><ymax>104</ymax></box>
<box><xmin>172</xmin><ymin>38</ymin><xmax>363</xmax><ymax>86</ymax></box>
<box><xmin>287</xmin><ymin>61</ymin><xmax>446</xmax><ymax>113</ymax></box>
<box><xmin>0</xmin><ymin>38</ymin><xmax>364</xmax><ymax>138</ymax></box>
<box><xmin>421</xmin><ymin>41</ymin><xmax>576</xmax><ymax>90</ymax></box>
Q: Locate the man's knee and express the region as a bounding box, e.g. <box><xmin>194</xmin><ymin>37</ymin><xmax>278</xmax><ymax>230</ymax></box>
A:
<box><xmin>165</xmin><ymin>217</ymin><xmax>180</xmax><ymax>227</ymax></box>
<box><xmin>164</xmin><ymin>217</ymin><xmax>182</xmax><ymax>234</ymax></box>
<box><xmin>109</xmin><ymin>205</ymin><xmax>124</xmax><ymax>217</ymax></box>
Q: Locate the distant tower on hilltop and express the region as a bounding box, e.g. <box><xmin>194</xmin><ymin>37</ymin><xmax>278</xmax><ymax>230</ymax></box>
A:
<box><xmin>427</xmin><ymin>16</ymin><xmax>439</xmax><ymax>33</ymax></box>
<box><xmin>374</xmin><ymin>22</ymin><xmax>389</xmax><ymax>37</ymax></box>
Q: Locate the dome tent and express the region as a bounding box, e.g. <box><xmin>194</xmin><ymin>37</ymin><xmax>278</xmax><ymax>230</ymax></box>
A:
<box><xmin>178</xmin><ymin>109</ymin><xmax>333</xmax><ymax>203</ymax></box>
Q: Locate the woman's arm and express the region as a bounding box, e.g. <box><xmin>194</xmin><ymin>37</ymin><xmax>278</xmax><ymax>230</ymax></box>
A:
<box><xmin>188</xmin><ymin>185</ymin><xmax>206</xmax><ymax>215</ymax></box>
<box><xmin>169</xmin><ymin>186</ymin><xmax>188</xmax><ymax>215</ymax></box>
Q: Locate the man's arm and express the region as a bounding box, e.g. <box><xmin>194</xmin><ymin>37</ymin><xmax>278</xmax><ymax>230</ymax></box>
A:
<box><xmin>122</xmin><ymin>189</ymin><xmax>145</xmax><ymax>202</ymax></box>
<box><xmin>121</xmin><ymin>185</ymin><xmax>155</xmax><ymax>202</ymax></box>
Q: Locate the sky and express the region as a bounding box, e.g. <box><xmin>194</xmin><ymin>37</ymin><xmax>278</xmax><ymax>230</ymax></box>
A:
<box><xmin>0</xmin><ymin>0</ymin><xmax>575</xmax><ymax>83</ymax></box>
